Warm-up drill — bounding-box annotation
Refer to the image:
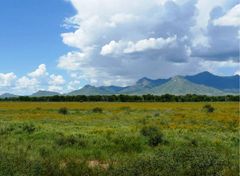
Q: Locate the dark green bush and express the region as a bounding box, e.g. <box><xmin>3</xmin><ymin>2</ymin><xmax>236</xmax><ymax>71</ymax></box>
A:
<box><xmin>0</xmin><ymin>125</ymin><xmax>15</xmax><ymax>135</ymax></box>
<box><xmin>109</xmin><ymin>146</ymin><xmax>236</xmax><ymax>176</ymax></box>
<box><xmin>55</xmin><ymin>134</ymin><xmax>87</xmax><ymax>147</ymax></box>
<box><xmin>153</xmin><ymin>111</ymin><xmax>160</xmax><ymax>117</ymax></box>
<box><xmin>39</xmin><ymin>147</ymin><xmax>51</xmax><ymax>158</ymax></box>
<box><xmin>58</xmin><ymin>107</ymin><xmax>68</xmax><ymax>115</ymax></box>
<box><xmin>202</xmin><ymin>104</ymin><xmax>215</xmax><ymax>113</ymax></box>
<box><xmin>112</xmin><ymin>135</ymin><xmax>143</xmax><ymax>153</ymax></box>
<box><xmin>22</xmin><ymin>123</ymin><xmax>36</xmax><ymax>134</ymax></box>
<box><xmin>189</xmin><ymin>139</ymin><xmax>198</xmax><ymax>146</ymax></box>
<box><xmin>92</xmin><ymin>107</ymin><xmax>103</xmax><ymax>113</ymax></box>
<box><xmin>140</xmin><ymin>126</ymin><xmax>163</xmax><ymax>147</ymax></box>
<box><xmin>36</xmin><ymin>107</ymin><xmax>42</xmax><ymax>110</ymax></box>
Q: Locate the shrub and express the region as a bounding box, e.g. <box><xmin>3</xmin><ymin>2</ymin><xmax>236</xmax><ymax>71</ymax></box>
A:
<box><xmin>109</xmin><ymin>146</ymin><xmax>234</xmax><ymax>176</ymax></box>
<box><xmin>0</xmin><ymin>125</ymin><xmax>15</xmax><ymax>135</ymax></box>
<box><xmin>55</xmin><ymin>134</ymin><xmax>87</xmax><ymax>147</ymax></box>
<box><xmin>112</xmin><ymin>135</ymin><xmax>143</xmax><ymax>153</ymax></box>
<box><xmin>58</xmin><ymin>107</ymin><xmax>68</xmax><ymax>115</ymax></box>
<box><xmin>153</xmin><ymin>111</ymin><xmax>160</xmax><ymax>117</ymax></box>
<box><xmin>202</xmin><ymin>104</ymin><xmax>215</xmax><ymax>113</ymax></box>
<box><xmin>39</xmin><ymin>147</ymin><xmax>50</xmax><ymax>158</ymax></box>
<box><xmin>189</xmin><ymin>139</ymin><xmax>198</xmax><ymax>147</ymax></box>
<box><xmin>22</xmin><ymin>123</ymin><xmax>36</xmax><ymax>134</ymax></box>
<box><xmin>36</xmin><ymin>107</ymin><xmax>42</xmax><ymax>110</ymax></box>
<box><xmin>140</xmin><ymin>126</ymin><xmax>164</xmax><ymax>147</ymax></box>
<box><xmin>92</xmin><ymin>107</ymin><xmax>103</xmax><ymax>113</ymax></box>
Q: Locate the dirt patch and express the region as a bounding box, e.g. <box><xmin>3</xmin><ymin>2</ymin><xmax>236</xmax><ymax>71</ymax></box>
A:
<box><xmin>88</xmin><ymin>160</ymin><xmax>109</xmax><ymax>170</ymax></box>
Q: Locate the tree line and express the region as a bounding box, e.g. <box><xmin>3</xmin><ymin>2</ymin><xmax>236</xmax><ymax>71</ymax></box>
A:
<box><xmin>0</xmin><ymin>94</ymin><xmax>239</xmax><ymax>102</ymax></box>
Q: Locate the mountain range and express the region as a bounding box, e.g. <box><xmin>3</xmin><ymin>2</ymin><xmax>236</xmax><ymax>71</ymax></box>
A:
<box><xmin>0</xmin><ymin>71</ymin><xmax>239</xmax><ymax>98</ymax></box>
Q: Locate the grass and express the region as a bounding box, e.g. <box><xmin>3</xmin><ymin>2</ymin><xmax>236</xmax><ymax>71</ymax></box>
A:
<box><xmin>0</xmin><ymin>102</ymin><xmax>239</xmax><ymax>175</ymax></box>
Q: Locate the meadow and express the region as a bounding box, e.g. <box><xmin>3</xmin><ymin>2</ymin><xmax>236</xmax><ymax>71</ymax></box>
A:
<box><xmin>0</xmin><ymin>102</ymin><xmax>239</xmax><ymax>176</ymax></box>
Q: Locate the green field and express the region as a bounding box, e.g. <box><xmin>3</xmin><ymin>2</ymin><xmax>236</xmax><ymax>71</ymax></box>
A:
<box><xmin>0</xmin><ymin>102</ymin><xmax>239</xmax><ymax>176</ymax></box>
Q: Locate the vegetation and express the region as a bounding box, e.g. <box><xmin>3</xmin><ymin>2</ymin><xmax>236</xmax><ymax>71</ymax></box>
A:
<box><xmin>0</xmin><ymin>102</ymin><xmax>239</xmax><ymax>175</ymax></box>
<box><xmin>92</xmin><ymin>107</ymin><xmax>103</xmax><ymax>113</ymax></box>
<box><xmin>0</xmin><ymin>94</ymin><xmax>239</xmax><ymax>102</ymax></box>
<box><xmin>202</xmin><ymin>104</ymin><xmax>215</xmax><ymax>113</ymax></box>
<box><xmin>58</xmin><ymin>107</ymin><xmax>69</xmax><ymax>115</ymax></box>
<box><xmin>140</xmin><ymin>126</ymin><xmax>164</xmax><ymax>146</ymax></box>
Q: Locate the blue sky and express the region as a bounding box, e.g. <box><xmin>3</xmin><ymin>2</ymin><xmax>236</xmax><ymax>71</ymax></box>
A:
<box><xmin>0</xmin><ymin>0</ymin><xmax>239</xmax><ymax>95</ymax></box>
<box><xmin>0</xmin><ymin>0</ymin><xmax>74</xmax><ymax>75</ymax></box>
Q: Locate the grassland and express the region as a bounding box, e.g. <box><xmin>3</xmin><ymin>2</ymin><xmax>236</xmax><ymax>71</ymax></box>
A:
<box><xmin>0</xmin><ymin>102</ymin><xmax>239</xmax><ymax>176</ymax></box>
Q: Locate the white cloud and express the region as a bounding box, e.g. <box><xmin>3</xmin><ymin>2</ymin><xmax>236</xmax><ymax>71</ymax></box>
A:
<box><xmin>2</xmin><ymin>0</ymin><xmax>238</xmax><ymax>94</ymax></box>
<box><xmin>16</xmin><ymin>76</ymin><xmax>39</xmax><ymax>90</ymax></box>
<box><xmin>67</xmin><ymin>80</ymin><xmax>81</xmax><ymax>91</ymax></box>
<box><xmin>48</xmin><ymin>85</ymin><xmax>63</xmax><ymax>92</ymax></box>
<box><xmin>28</xmin><ymin>64</ymin><xmax>48</xmax><ymax>78</ymax></box>
<box><xmin>1</xmin><ymin>64</ymin><xmax>67</xmax><ymax>95</ymax></box>
<box><xmin>213</xmin><ymin>4</ymin><xmax>240</xmax><ymax>27</ymax></box>
<box><xmin>192</xmin><ymin>0</ymin><xmax>237</xmax><ymax>47</ymax></box>
<box><xmin>101</xmin><ymin>36</ymin><xmax>177</xmax><ymax>56</ymax></box>
<box><xmin>235</xmin><ymin>70</ymin><xmax>240</xmax><ymax>75</ymax></box>
<box><xmin>109</xmin><ymin>13</ymin><xmax>139</xmax><ymax>27</ymax></box>
<box><xmin>124</xmin><ymin>36</ymin><xmax>177</xmax><ymax>54</ymax></box>
<box><xmin>199</xmin><ymin>60</ymin><xmax>240</xmax><ymax>76</ymax></box>
<box><xmin>191</xmin><ymin>4</ymin><xmax>239</xmax><ymax>61</ymax></box>
<box><xmin>49</xmin><ymin>74</ymin><xmax>65</xmax><ymax>85</ymax></box>
<box><xmin>0</xmin><ymin>73</ymin><xmax>16</xmax><ymax>87</ymax></box>
<box><xmin>100</xmin><ymin>40</ymin><xmax>125</xmax><ymax>56</ymax></box>
<box><xmin>58</xmin><ymin>0</ymin><xmax>199</xmax><ymax>85</ymax></box>
<box><xmin>58</xmin><ymin>49</ymin><xmax>93</xmax><ymax>71</ymax></box>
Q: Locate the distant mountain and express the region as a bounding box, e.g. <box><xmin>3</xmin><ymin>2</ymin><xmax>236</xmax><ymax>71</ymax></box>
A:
<box><xmin>148</xmin><ymin>76</ymin><xmax>224</xmax><ymax>95</ymax></box>
<box><xmin>0</xmin><ymin>93</ymin><xmax>18</xmax><ymax>99</ymax></box>
<box><xmin>119</xmin><ymin>77</ymin><xmax>169</xmax><ymax>94</ymax></box>
<box><xmin>68</xmin><ymin>78</ymin><xmax>170</xmax><ymax>96</ymax></box>
<box><xmin>185</xmin><ymin>71</ymin><xmax>239</xmax><ymax>93</ymax></box>
<box><xmin>8</xmin><ymin>71</ymin><xmax>239</xmax><ymax>97</ymax></box>
<box><xmin>99</xmin><ymin>86</ymin><xmax>125</xmax><ymax>94</ymax></box>
<box><xmin>66</xmin><ymin>72</ymin><xmax>239</xmax><ymax>96</ymax></box>
<box><xmin>31</xmin><ymin>90</ymin><xmax>60</xmax><ymax>97</ymax></box>
<box><xmin>68</xmin><ymin>85</ymin><xmax>114</xmax><ymax>95</ymax></box>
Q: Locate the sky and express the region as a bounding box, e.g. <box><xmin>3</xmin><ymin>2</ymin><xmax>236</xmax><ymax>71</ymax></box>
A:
<box><xmin>0</xmin><ymin>0</ymin><xmax>239</xmax><ymax>95</ymax></box>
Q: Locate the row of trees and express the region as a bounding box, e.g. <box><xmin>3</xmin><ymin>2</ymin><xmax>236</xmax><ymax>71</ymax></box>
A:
<box><xmin>0</xmin><ymin>94</ymin><xmax>239</xmax><ymax>102</ymax></box>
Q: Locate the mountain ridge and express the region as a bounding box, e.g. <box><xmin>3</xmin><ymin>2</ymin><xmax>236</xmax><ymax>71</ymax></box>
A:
<box><xmin>31</xmin><ymin>90</ymin><xmax>60</xmax><ymax>97</ymax></box>
<box><xmin>67</xmin><ymin>72</ymin><xmax>239</xmax><ymax>96</ymax></box>
<box><xmin>1</xmin><ymin>71</ymin><xmax>239</xmax><ymax>97</ymax></box>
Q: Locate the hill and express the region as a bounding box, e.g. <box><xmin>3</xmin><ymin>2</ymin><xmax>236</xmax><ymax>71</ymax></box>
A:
<box><xmin>66</xmin><ymin>72</ymin><xmax>238</xmax><ymax>96</ymax></box>
<box><xmin>148</xmin><ymin>76</ymin><xmax>224</xmax><ymax>95</ymax></box>
<box><xmin>185</xmin><ymin>71</ymin><xmax>239</xmax><ymax>93</ymax></box>
<box><xmin>7</xmin><ymin>71</ymin><xmax>239</xmax><ymax>96</ymax></box>
<box><xmin>0</xmin><ymin>93</ymin><xmax>18</xmax><ymax>99</ymax></box>
<box><xmin>68</xmin><ymin>85</ymin><xmax>113</xmax><ymax>95</ymax></box>
<box><xmin>31</xmin><ymin>90</ymin><xmax>60</xmax><ymax>97</ymax></box>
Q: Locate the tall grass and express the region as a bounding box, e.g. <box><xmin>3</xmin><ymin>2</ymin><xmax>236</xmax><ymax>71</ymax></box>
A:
<box><xmin>0</xmin><ymin>102</ymin><xmax>239</xmax><ymax>175</ymax></box>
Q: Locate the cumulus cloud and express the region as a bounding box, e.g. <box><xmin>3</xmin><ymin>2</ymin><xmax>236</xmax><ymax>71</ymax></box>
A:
<box><xmin>2</xmin><ymin>0</ymin><xmax>239</xmax><ymax>94</ymax></box>
<box><xmin>57</xmin><ymin>0</ymin><xmax>240</xmax><ymax>85</ymax></box>
<box><xmin>213</xmin><ymin>4</ymin><xmax>240</xmax><ymax>27</ymax></box>
<box><xmin>0</xmin><ymin>64</ymin><xmax>69</xmax><ymax>95</ymax></box>
<box><xmin>0</xmin><ymin>73</ymin><xmax>16</xmax><ymax>87</ymax></box>
<box><xmin>16</xmin><ymin>76</ymin><xmax>39</xmax><ymax>89</ymax></box>
<box><xmin>199</xmin><ymin>60</ymin><xmax>240</xmax><ymax>76</ymax></box>
<box><xmin>28</xmin><ymin>64</ymin><xmax>48</xmax><ymax>78</ymax></box>
<box><xmin>192</xmin><ymin>5</ymin><xmax>239</xmax><ymax>61</ymax></box>
<box><xmin>101</xmin><ymin>36</ymin><xmax>177</xmax><ymax>56</ymax></box>
<box><xmin>58</xmin><ymin>50</ymin><xmax>91</xmax><ymax>71</ymax></box>
<box><xmin>49</xmin><ymin>74</ymin><xmax>65</xmax><ymax>85</ymax></box>
<box><xmin>58</xmin><ymin>0</ymin><xmax>201</xmax><ymax>85</ymax></box>
<box><xmin>47</xmin><ymin>74</ymin><xmax>65</xmax><ymax>92</ymax></box>
<box><xmin>67</xmin><ymin>80</ymin><xmax>81</xmax><ymax>91</ymax></box>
